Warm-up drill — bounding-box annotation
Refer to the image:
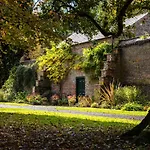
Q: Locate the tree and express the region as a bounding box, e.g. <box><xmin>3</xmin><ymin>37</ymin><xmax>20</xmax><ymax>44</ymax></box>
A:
<box><xmin>0</xmin><ymin>0</ymin><xmax>62</xmax><ymax>86</ymax></box>
<box><xmin>38</xmin><ymin>0</ymin><xmax>150</xmax><ymax>137</ymax></box>
<box><xmin>39</xmin><ymin>0</ymin><xmax>150</xmax><ymax>38</ymax></box>
<box><xmin>0</xmin><ymin>0</ymin><xmax>61</xmax><ymax>49</ymax></box>
<box><xmin>36</xmin><ymin>41</ymin><xmax>79</xmax><ymax>95</ymax></box>
<box><xmin>0</xmin><ymin>0</ymin><xmax>33</xmax><ymax>87</ymax></box>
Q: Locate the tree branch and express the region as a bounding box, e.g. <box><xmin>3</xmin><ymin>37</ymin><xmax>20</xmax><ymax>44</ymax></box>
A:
<box><xmin>116</xmin><ymin>0</ymin><xmax>134</xmax><ymax>37</ymax></box>
<box><xmin>77</xmin><ymin>11</ymin><xmax>114</xmax><ymax>36</ymax></box>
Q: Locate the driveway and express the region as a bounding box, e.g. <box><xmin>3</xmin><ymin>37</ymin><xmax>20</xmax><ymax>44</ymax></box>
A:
<box><xmin>0</xmin><ymin>104</ymin><xmax>145</xmax><ymax>120</ymax></box>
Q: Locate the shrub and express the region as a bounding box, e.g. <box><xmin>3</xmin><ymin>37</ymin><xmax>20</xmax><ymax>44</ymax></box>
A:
<box><xmin>2</xmin><ymin>67</ymin><xmax>16</xmax><ymax>101</ymax></box>
<box><xmin>14</xmin><ymin>64</ymin><xmax>36</xmax><ymax>93</ymax></box>
<box><xmin>26</xmin><ymin>94</ymin><xmax>47</xmax><ymax>105</ymax></box>
<box><xmin>51</xmin><ymin>94</ymin><xmax>60</xmax><ymax>105</ymax></box>
<box><xmin>67</xmin><ymin>95</ymin><xmax>76</xmax><ymax>106</ymax></box>
<box><xmin>0</xmin><ymin>90</ymin><xmax>5</xmax><ymax>102</ymax></box>
<box><xmin>99</xmin><ymin>101</ymin><xmax>111</xmax><ymax>109</ymax></box>
<box><xmin>93</xmin><ymin>88</ymin><xmax>101</xmax><ymax>103</ymax></box>
<box><xmin>58</xmin><ymin>98</ymin><xmax>68</xmax><ymax>106</ymax></box>
<box><xmin>114</xmin><ymin>86</ymin><xmax>146</xmax><ymax>105</ymax></box>
<box><xmin>91</xmin><ymin>102</ymin><xmax>99</xmax><ymax>108</ymax></box>
<box><xmin>99</xmin><ymin>83</ymin><xmax>115</xmax><ymax>107</ymax></box>
<box><xmin>14</xmin><ymin>92</ymin><xmax>28</xmax><ymax>103</ymax></box>
<box><xmin>78</xmin><ymin>96</ymin><xmax>92</xmax><ymax>107</ymax></box>
<box><xmin>121</xmin><ymin>102</ymin><xmax>143</xmax><ymax>111</ymax></box>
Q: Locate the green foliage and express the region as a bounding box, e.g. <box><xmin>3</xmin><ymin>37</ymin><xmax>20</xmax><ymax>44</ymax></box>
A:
<box><xmin>67</xmin><ymin>95</ymin><xmax>76</xmax><ymax>106</ymax></box>
<box><xmin>91</xmin><ymin>102</ymin><xmax>99</xmax><ymax>108</ymax></box>
<box><xmin>1</xmin><ymin>0</ymin><xmax>60</xmax><ymax>50</ymax></box>
<box><xmin>40</xmin><ymin>0</ymin><xmax>150</xmax><ymax>38</ymax></box>
<box><xmin>0</xmin><ymin>90</ymin><xmax>5</xmax><ymax>102</ymax></box>
<box><xmin>99</xmin><ymin>83</ymin><xmax>115</xmax><ymax>107</ymax></box>
<box><xmin>114</xmin><ymin>86</ymin><xmax>146</xmax><ymax>105</ymax></box>
<box><xmin>82</xmin><ymin>42</ymin><xmax>112</xmax><ymax>80</ymax></box>
<box><xmin>58</xmin><ymin>98</ymin><xmax>68</xmax><ymax>106</ymax></box>
<box><xmin>14</xmin><ymin>64</ymin><xmax>36</xmax><ymax>93</ymax></box>
<box><xmin>51</xmin><ymin>94</ymin><xmax>60</xmax><ymax>105</ymax></box>
<box><xmin>1</xmin><ymin>67</ymin><xmax>17</xmax><ymax>101</ymax></box>
<box><xmin>99</xmin><ymin>101</ymin><xmax>111</xmax><ymax>109</ymax></box>
<box><xmin>37</xmin><ymin>41</ymin><xmax>78</xmax><ymax>83</ymax></box>
<box><xmin>121</xmin><ymin>102</ymin><xmax>143</xmax><ymax>111</ymax></box>
<box><xmin>26</xmin><ymin>94</ymin><xmax>48</xmax><ymax>105</ymax></box>
<box><xmin>78</xmin><ymin>96</ymin><xmax>92</xmax><ymax>107</ymax></box>
<box><xmin>14</xmin><ymin>92</ymin><xmax>28</xmax><ymax>103</ymax></box>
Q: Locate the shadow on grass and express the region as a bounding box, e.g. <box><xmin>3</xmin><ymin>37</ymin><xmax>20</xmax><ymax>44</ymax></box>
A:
<box><xmin>0</xmin><ymin>110</ymin><xmax>138</xmax><ymax>132</ymax></box>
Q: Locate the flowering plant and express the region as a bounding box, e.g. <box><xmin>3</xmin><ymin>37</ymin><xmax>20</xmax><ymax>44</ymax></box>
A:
<box><xmin>51</xmin><ymin>94</ymin><xmax>60</xmax><ymax>105</ymax></box>
<box><xmin>26</xmin><ymin>93</ymin><xmax>47</xmax><ymax>105</ymax></box>
<box><xmin>67</xmin><ymin>95</ymin><xmax>76</xmax><ymax>106</ymax></box>
<box><xmin>51</xmin><ymin>94</ymin><xmax>60</xmax><ymax>101</ymax></box>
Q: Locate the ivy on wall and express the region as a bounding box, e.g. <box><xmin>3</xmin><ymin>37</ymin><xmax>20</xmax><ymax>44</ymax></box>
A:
<box><xmin>81</xmin><ymin>42</ymin><xmax>112</xmax><ymax>80</ymax></box>
<box><xmin>36</xmin><ymin>41</ymin><xmax>79</xmax><ymax>84</ymax></box>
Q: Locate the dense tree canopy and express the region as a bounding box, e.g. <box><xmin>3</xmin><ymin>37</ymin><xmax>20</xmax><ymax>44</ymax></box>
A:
<box><xmin>1</xmin><ymin>0</ymin><xmax>150</xmax><ymax>49</ymax></box>
<box><xmin>0</xmin><ymin>0</ymin><xmax>62</xmax><ymax>49</ymax></box>
<box><xmin>39</xmin><ymin>0</ymin><xmax>150</xmax><ymax>38</ymax></box>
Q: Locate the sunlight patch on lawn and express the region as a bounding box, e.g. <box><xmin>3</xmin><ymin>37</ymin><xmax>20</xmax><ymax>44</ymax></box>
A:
<box><xmin>56</xmin><ymin>106</ymin><xmax>147</xmax><ymax>116</ymax></box>
<box><xmin>0</xmin><ymin>108</ymin><xmax>140</xmax><ymax>130</ymax></box>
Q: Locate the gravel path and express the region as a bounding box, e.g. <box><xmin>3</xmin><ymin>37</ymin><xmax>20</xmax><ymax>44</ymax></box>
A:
<box><xmin>0</xmin><ymin>104</ymin><xmax>145</xmax><ymax>120</ymax></box>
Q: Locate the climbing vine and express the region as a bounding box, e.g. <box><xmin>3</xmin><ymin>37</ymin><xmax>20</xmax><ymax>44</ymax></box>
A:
<box><xmin>82</xmin><ymin>42</ymin><xmax>112</xmax><ymax>80</ymax></box>
<box><xmin>36</xmin><ymin>41</ymin><xmax>79</xmax><ymax>84</ymax></box>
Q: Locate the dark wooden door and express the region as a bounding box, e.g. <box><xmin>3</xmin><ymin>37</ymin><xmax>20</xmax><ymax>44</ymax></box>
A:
<box><xmin>76</xmin><ymin>77</ymin><xmax>85</xmax><ymax>98</ymax></box>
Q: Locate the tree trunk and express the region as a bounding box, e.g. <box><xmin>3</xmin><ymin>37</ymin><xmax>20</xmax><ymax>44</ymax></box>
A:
<box><xmin>121</xmin><ymin>110</ymin><xmax>150</xmax><ymax>137</ymax></box>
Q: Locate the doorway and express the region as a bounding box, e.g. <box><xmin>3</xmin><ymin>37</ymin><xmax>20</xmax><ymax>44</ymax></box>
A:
<box><xmin>76</xmin><ymin>77</ymin><xmax>85</xmax><ymax>100</ymax></box>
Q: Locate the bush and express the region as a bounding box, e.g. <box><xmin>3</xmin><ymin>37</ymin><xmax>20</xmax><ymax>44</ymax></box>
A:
<box><xmin>78</xmin><ymin>96</ymin><xmax>92</xmax><ymax>107</ymax></box>
<box><xmin>58</xmin><ymin>98</ymin><xmax>68</xmax><ymax>106</ymax></box>
<box><xmin>0</xmin><ymin>90</ymin><xmax>5</xmax><ymax>102</ymax></box>
<box><xmin>99</xmin><ymin>83</ymin><xmax>115</xmax><ymax>107</ymax></box>
<box><xmin>14</xmin><ymin>65</ymin><xmax>36</xmax><ymax>93</ymax></box>
<box><xmin>2</xmin><ymin>67</ymin><xmax>16</xmax><ymax>101</ymax></box>
<box><xmin>26</xmin><ymin>94</ymin><xmax>47</xmax><ymax>105</ymax></box>
<box><xmin>99</xmin><ymin>101</ymin><xmax>111</xmax><ymax>109</ymax></box>
<box><xmin>91</xmin><ymin>102</ymin><xmax>99</xmax><ymax>108</ymax></box>
<box><xmin>93</xmin><ymin>89</ymin><xmax>101</xmax><ymax>103</ymax></box>
<box><xmin>67</xmin><ymin>95</ymin><xmax>76</xmax><ymax>106</ymax></box>
<box><xmin>51</xmin><ymin>94</ymin><xmax>60</xmax><ymax>105</ymax></box>
<box><xmin>114</xmin><ymin>86</ymin><xmax>146</xmax><ymax>105</ymax></box>
<box><xmin>14</xmin><ymin>92</ymin><xmax>28</xmax><ymax>103</ymax></box>
<box><xmin>121</xmin><ymin>102</ymin><xmax>143</xmax><ymax>111</ymax></box>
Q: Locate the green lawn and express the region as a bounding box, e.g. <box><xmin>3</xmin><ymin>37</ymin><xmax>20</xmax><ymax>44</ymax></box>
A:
<box><xmin>56</xmin><ymin>106</ymin><xmax>147</xmax><ymax>116</ymax></box>
<box><xmin>0</xmin><ymin>102</ymin><xmax>29</xmax><ymax>106</ymax></box>
<box><xmin>0</xmin><ymin>108</ymin><xmax>139</xmax><ymax>130</ymax></box>
<box><xmin>0</xmin><ymin>107</ymin><xmax>148</xmax><ymax>150</ymax></box>
<box><xmin>0</xmin><ymin>102</ymin><xmax>147</xmax><ymax>116</ymax></box>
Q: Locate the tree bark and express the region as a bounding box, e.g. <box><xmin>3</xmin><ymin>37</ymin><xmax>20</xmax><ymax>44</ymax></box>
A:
<box><xmin>121</xmin><ymin>110</ymin><xmax>150</xmax><ymax>137</ymax></box>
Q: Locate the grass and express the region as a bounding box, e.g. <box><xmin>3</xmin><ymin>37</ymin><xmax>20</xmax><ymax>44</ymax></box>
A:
<box><xmin>56</xmin><ymin>106</ymin><xmax>147</xmax><ymax>116</ymax></box>
<box><xmin>1</xmin><ymin>108</ymin><xmax>147</xmax><ymax>150</ymax></box>
<box><xmin>0</xmin><ymin>102</ymin><xmax>29</xmax><ymax>106</ymax></box>
<box><xmin>0</xmin><ymin>108</ymin><xmax>139</xmax><ymax>131</ymax></box>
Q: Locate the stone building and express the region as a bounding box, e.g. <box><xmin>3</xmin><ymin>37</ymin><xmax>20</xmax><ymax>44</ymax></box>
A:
<box><xmin>38</xmin><ymin>13</ymin><xmax>150</xmax><ymax>98</ymax></box>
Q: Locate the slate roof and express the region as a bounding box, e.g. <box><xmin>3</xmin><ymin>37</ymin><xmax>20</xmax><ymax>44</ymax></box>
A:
<box><xmin>68</xmin><ymin>13</ymin><xmax>148</xmax><ymax>44</ymax></box>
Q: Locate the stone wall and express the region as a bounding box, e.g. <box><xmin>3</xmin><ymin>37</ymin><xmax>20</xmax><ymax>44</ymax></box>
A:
<box><xmin>51</xmin><ymin>39</ymin><xmax>110</xmax><ymax>97</ymax></box>
<box><xmin>119</xmin><ymin>37</ymin><xmax>150</xmax><ymax>96</ymax></box>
